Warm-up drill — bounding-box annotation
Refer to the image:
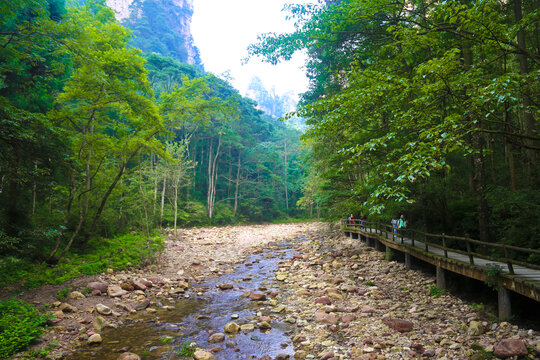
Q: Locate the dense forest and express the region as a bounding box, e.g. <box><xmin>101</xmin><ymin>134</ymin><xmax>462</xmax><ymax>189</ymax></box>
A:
<box><xmin>0</xmin><ymin>0</ymin><xmax>306</xmax><ymax>273</ymax></box>
<box><xmin>251</xmin><ymin>0</ymin><xmax>539</xmax><ymax>257</ymax></box>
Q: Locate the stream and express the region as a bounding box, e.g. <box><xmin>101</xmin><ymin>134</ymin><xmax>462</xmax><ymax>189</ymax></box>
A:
<box><xmin>69</xmin><ymin>236</ymin><xmax>308</xmax><ymax>359</ymax></box>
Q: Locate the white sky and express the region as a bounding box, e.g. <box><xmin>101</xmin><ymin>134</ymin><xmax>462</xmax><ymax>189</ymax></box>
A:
<box><xmin>191</xmin><ymin>0</ymin><xmax>313</xmax><ymax>100</ymax></box>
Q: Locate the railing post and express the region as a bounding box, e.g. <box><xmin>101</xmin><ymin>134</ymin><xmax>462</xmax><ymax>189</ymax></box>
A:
<box><xmin>465</xmin><ymin>237</ymin><xmax>474</xmax><ymax>265</ymax></box>
<box><xmin>411</xmin><ymin>230</ymin><xmax>415</xmax><ymax>247</ymax></box>
<box><xmin>425</xmin><ymin>234</ymin><xmax>428</xmax><ymax>252</ymax></box>
<box><xmin>442</xmin><ymin>233</ymin><xmax>448</xmax><ymax>258</ymax></box>
<box><xmin>504</xmin><ymin>245</ymin><xmax>515</xmax><ymax>275</ymax></box>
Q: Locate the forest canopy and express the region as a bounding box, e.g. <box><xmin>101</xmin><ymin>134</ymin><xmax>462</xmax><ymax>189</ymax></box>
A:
<box><xmin>250</xmin><ymin>0</ymin><xmax>539</xmax><ymax>253</ymax></box>
<box><xmin>0</xmin><ymin>0</ymin><xmax>307</xmax><ymax>268</ymax></box>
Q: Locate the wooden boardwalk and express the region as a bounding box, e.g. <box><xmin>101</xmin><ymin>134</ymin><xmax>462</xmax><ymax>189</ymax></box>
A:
<box><xmin>342</xmin><ymin>222</ymin><xmax>540</xmax><ymax>318</ymax></box>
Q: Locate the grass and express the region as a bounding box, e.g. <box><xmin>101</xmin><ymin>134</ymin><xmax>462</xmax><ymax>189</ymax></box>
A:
<box><xmin>0</xmin><ymin>299</ymin><xmax>51</xmax><ymax>358</ymax></box>
<box><xmin>177</xmin><ymin>340</ymin><xmax>195</xmax><ymax>357</ymax></box>
<box><xmin>428</xmin><ymin>284</ymin><xmax>447</xmax><ymax>297</ymax></box>
<box><xmin>0</xmin><ymin>233</ymin><xmax>164</xmax><ymax>290</ymax></box>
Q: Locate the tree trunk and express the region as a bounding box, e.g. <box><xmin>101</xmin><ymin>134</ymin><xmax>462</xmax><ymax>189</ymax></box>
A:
<box><xmin>283</xmin><ymin>138</ymin><xmax>289</xmax><ymax>210</ymax></box>
<box><xmin>173</xmin><ymin>181</ymin><xmax>178</xmax><ymax>232</ymax></box>
<box><xmin>206</xmin><ymin>134</ymin><xmax>222</xmax><ymax>219</ymax></box>
<box><xmin>513</xmin><ymin>0</ymin><xmax>536</xmax><ymax>184</ymax></box>
<box><xmin>463</xmin><ymin>37</ymin><xmax>490</xmax><ymax>243</ymax></box>
<box><xmin>138</xmin><ymin>155</ymin><xmax>149</xmax><ymax>237</ymax></box>
<box><xmin>160</xmin><ymin>177</ymin><xmax>166</xmax><ymax>227</ymax></box>
<box><xmin>233</xmin><ymin>153</ymin><xmax>241</xmax><ymax>216</ymax></box>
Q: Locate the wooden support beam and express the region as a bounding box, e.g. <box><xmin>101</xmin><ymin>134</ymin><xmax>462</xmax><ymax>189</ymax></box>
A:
<box><xmin>436</xmin><ymin>266</ymin><xmax>446</xmax><ymax>289</ymax></box>
<box><xmin>405</xmin><ymin>253</ymin><xmax>411</xmax><ymax>269</ymax></box>
<box><xmin>498</xmin><ymin>285</ymin><xmax>512</xmax><ymax>321</ymax></box>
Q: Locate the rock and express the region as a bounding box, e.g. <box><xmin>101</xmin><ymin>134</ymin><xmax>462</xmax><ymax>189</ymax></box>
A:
<box><xmin>121</xmin><ymin>284</ymin><xmax>134</xmax><ymax>291</ymax></box>
<box><xmin>59</xmin><ymin>303</ymin><xmax>78</xmax><ymax>313</ymax></box>
<box><xmin>315</xmin><ymin>297</ymin><xmax>331</xmax><ymax>305</ymax></box>
<box><xmin>276</xmin><ymin>273</ymin><xmax>287</xmax><ymax>281</ymax></box>
<box><xmin>224</xmin><ymin>322</ymin><xmax>240</xmax><ymax>334</ymax></box>
<box><xmin>382</xmin><ymin>318</ymin><xmax>413</xmax><ymax>333</ymax></box>
<box><xmin>87</xmin><ymin>333</ymin><xmax>102</xmax><ymax>345</ymax></box>
<box><xmin>360</xmin><ymin>305</ymin><xmax>376</xmax><ymax>313</ymax></box>
<box><xmin>423</xmin><ymin>349</ymin><xmax>435</xmax><ymax>357</ymax></box>
<box><xmin>341</xmin><ymin>313</ymin><xmax>356</xmax><ymax>323</ymax></box>
<box><xmin>108</xmin><ymin>285</ymin><xmax>128</xmax><ymax>297</ymax></box>
<box><xmin>314</xmin><ymin>310</ymin><xmax>339</xmax><ymax>325</ymax></box>
<box><xmin>240</xmin><ymin>323</ymin><xmax>255</xmax><ymax>332</ymax></box>
<box><xmin>275</xmin><ymin>354</ymin><xmax>290</xmax><ymax>360</ymax></box>
<box><xmin>320</xmin><ymin>351</ymin><xmax>334</xmax><ymax>360</ymax></box>
<box><xmin>88</xmin><ymin>282</ymin><xmax>108</xmax><ymax>293</ymax></box>
<box><xmin>135</xmin><ymin>299</ymin><xmax>150</xmax><ymax>311</ymax></box>
<box><xmin>259</xmin><ymin>321</ymin><xmax>272</xmax><ymax>330</ymax></box>
<box><xmin>271</xmin><ymin>305</ymin><xmax>286</xmax><ymax>313</ymax></box>
<box><xmin>132</xmin><ymin>281</ymin><xmax>147</xmax><ymax>291</ymax></box>
<box><xmin>93</xmin><ymin>316</ymin><xmax>106</xmax><ymax>332</ymax></box>
<box><xmin>96</xmin><ymin>304</ymin><xmax>112</xmax><ymax>315</ymax></box>
<box><xmin>467</xmin><ymin>321</ymin><xmax>484</xmax><ymax>336</ymax></box>
<box><xmin>193</xmin><ymin>350</ymin><xmax>216</xmax><ymax>360</ymax></box>
<box><xmin>118</xmin><ymin>352</ymin><xmax>141</xmax><ymax>360</ymax></box>
<box><xmin>208</xmin><ymin>333</ymin><xmax>225</xmax><ymax>343</ymax></box>
<box><xmin>140</xmin><ymin>280</ymin><xmax>153</xmax><ymax>288</ymax></box>
<box><xmin>68</xmin><ymin>291</ymin><xmax>85</xmax><ymax>299</ymax></box>
<box><xmin>218</xmin><ymin>283</ymin><xmax>233</xmax><ymax>290</ymax></box>
<box><xmin>249</xmin><ymin>292</ymin><xmax>267</xmax><ymax>301</ymax></box>
<box><xmin>493</xmin><ymin>339</ymin><xmax>528</xmax><ymax>358</ymax></box>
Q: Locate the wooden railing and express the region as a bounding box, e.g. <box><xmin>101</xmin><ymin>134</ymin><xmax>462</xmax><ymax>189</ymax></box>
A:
<box><xmin>342</xmin><ymin>219</ymin><xmax>540</xmax><ymax>274</ymax></box>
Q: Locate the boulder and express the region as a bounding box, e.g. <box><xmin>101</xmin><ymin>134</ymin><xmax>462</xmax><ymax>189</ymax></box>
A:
<box><xmin>382</xmin><ymin>318</ymin><xmax>413</xmax><ymax>333</ymax></box>
<box><xmin>59</xmin><ymin>303</ymin><xmax>78</xmax><ymax>313</ymax></box>
<box><xmin>208</xmin><ymin>333</ymin><xmax>225</xmax><ymax>343</ymax></box>
<box><xmin>93</xmin><ymin>316</ymin><xmax>106</xmax><ymax>332</ymax></box>
<box><xmin>87</xmin><ymin>333</ymin><xmax>102</xmax><ymax>345</ymax></box>
<box><xmin>493</xmin><ymin>339</ymin><xmax>528</xmax><ymax>358</ymax></box>
<box><xmin>314</xmin><ymin>310</ymin><xmax>339</xmax><ymax>325</ymax></box>
<box><xmin>259</xmin><ymin>321</ymin><xmax>272</xmax><ymax>330</ymax></box>
<box><xmin>218</xmin><ymin>283</ymin><xmax>233</xmax><ymax>290</ymax></box>
<box><xmin>315</xmin><ymin>297</ymin><xmax>331</xmax><ymax>305</ymax></box>
<box><xmin>108</xmin><ymin>285</ymin><xmax>128</xmax><ymax>297</ymax></box>
<box><xmin>224</xmin><ymin>322</ymin><xmax>240</xmax><ymax>334</ymax></box>
<box><xmin>467</xmin><ymin>321</ymin><xmax>484</xmax><ymax>336</ymax></box>
<box><xmin>193</xmin><ymin>350</ymin><xmax>216</xmax><ymax>360</ymax></box>
<box><xmin>132</xmin><ymin>281</ymin><xmax>147</xmax><ymax>291</ymax></box>
<box><xmin>88</xmin><ymin>282</ymin><xmax>108</xmax><ymax>293</ymax></box>
<box><xmin>249</xmin><ymin>292</ymin><xmax>266</xmax><ymax>301</ymax></box>
<box><xmin>96</xmin><ymin>304</ymin><xmax>112</xmax><ymax>315</ymax></box>
<box><xmin>68</xmin><ymin>291</ymin><xmax>85</xmax><ymax>299</ymax></box>
<box><xmin>118</xmin><ymin>353</ymin><xmax>141</xmax><ymax>360</ymax></box>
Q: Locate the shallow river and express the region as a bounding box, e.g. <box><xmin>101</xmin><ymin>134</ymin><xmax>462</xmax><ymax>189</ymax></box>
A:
<box><xmin>69</xmin><ymin>236</ymin><xmax>308</xmax><ymax>359</ymax></box>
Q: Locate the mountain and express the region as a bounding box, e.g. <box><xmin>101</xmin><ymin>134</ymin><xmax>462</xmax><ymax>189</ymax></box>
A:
<box><xmin>106</xmin><ymin>0</ymin><xmax>201</xmax><ymax>66</ymax></box>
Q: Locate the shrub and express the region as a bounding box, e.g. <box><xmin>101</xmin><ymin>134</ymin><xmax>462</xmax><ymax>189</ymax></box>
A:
<box><xmin>0</xmin><ymin>299</ymin><xmax>50</xmax><ymax>358</ymax></box>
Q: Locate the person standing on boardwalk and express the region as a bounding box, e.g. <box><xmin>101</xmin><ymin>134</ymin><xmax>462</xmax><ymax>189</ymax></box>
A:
<box><xmin>391</xmin><ymin>217</ymin><xmax>398</xmax><ymax>234</ymax></box>
<box><xmin>398</xmin><ymin>214</ymin><xmax>407</xmax><ymax>235</ymax></box>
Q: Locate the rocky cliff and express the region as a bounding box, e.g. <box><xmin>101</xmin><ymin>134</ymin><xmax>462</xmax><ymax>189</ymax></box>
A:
<box><xmin>106</xmin><ymin>0</ymin><xmax>201</xmax><ymax>66</ymax></box>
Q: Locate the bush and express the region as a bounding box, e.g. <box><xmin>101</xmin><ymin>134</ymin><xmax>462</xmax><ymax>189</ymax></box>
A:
<box><xmin>0</xmin><ymin>299</ymin><xmax>50</xmax><ymax>358</ymax></box>
<box><xmin>0</xmin><ymin>234</ymin><xmax>164</xmax><ymax>290</ymax></box>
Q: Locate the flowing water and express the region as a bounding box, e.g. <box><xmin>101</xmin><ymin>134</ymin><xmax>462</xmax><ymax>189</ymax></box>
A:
<box><xmin>69</xmin><ymin>236</ymin><xmax>308</xmax><ymax>359</ymax></box>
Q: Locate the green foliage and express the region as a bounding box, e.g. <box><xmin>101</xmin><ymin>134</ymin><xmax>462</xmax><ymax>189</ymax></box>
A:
<box><xmin>249</xmin><ymin>0</ymin><xmax>540</xmax><ymax>248</ymax></box>
<box><xmin>485</xmin><ymin>263</ymin><xmax>503</xmax><ymax>289</ymax></box>
<box><xmin>428</xmin><ymin>284</ymin><xmax>447</xmax><ymax>297</ymax></box>
<box><xmin>364</xmin><ymin>281</ymin><xmax>376</xmax><ymax>287</ymax></box>
<box><xmin>0</xmin><ymin>299</ymin><xmax>50</xmax><ymax>358</ymax></box>
<box><xmin>177</xmin><ymin>340</ymin><xmax>196</xmax><ymax>357</ymax></box>
<box><xmin>160</xmin><ymin>336</ymin><xmax>173</xmax><ymax>344</ymax></box>
<box><xmin>55</xmin><ymin>286</ymin><xmax>70</xmax><ymax>301</ymax></box>
<box><xmin>0</xmin><ymin>234</ymin><xmax>164</xmax><ymax>289</ymax></box>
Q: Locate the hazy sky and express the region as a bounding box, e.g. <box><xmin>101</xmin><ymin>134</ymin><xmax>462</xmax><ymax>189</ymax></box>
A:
<box><xmin>191</xmin><ymin>0</ymin><xmax>313</xmax><ymax>99</ymax></box>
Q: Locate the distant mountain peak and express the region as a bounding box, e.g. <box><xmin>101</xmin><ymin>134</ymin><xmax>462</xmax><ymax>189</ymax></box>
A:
<box><xmin>106</xmin><ymin>0</ymin><xmax>201</xmax><ymax>66</ymax></box>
